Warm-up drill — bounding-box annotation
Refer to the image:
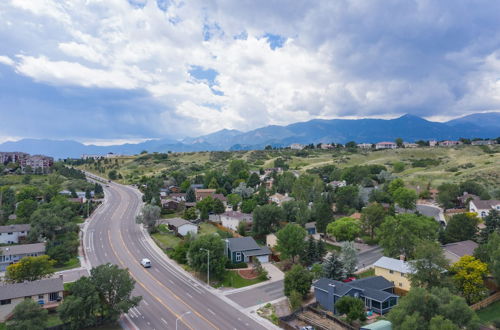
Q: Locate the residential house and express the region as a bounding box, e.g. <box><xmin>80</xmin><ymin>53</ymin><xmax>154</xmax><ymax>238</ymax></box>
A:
<box><xmin>169</xmin><ymin>193</ymin><xmax>186</xmax><ymax>202</ymax></box>
<box><xmin>439</xmin><ymin>140</ymin><xmax>462</xmax><ymax>147</ymax></box>
<box><xmin>160</xmin><ymin>199</ymin><xmax>180</xmax><ymax>211</ymax></box>
<box><xmin>0</xmin><ymin>224</ymin><xmax>30</xmax><ymax>244</ymax></box>
<box><xmin>429</xmin><ymin>140</ymin><xmax>438</xmax><ymax>147</ymax></box>
<box><xmin>373</xmin><ymin>256</ymin><xmax>413</xmax><ymax>293</ymax></box>
<box><xmin>457</xmin><ymin>192</ymin><xmax>479</xmax><ymax>207</ymax></box>
<box><xmin>442</xmin><ymin>240</ymin><xmax>478</xmax><ymax>264</ymax></box>
<box><xmin>358</xmin><ymin>143</ymin><xmax>373</xmax><ymax>149</ymax></box>
<box><xmin>163</xmin><ymin>218</ymin><xmax>198</xmax><ymax>237</ymax></box>
<box><xmin>305</xmin><ymin>222</ymin><xmax>317</xmax><ymax>235</ymax></box>
<box><xmin>403</xmin><ymin>142</ymin><xmax>418</xmax><ymax>148</ymax></box>
<box><xmin>471</xmin><ymin>140</ymin><xmax>497</xmax><ymax>146</ymax></box>
<box><xmin>320</xmin><ymin>143</ymin><xmax>334</xmax><ymax>149</ymax></box>
<box><xmin>0</xmin><ymin>276</ymin><xmax>64</xmax><ymax>322</ymax></box>
<box><xmin>314</xmin><ymin>276</ymin><xmax>399</xmax><ymax>315</ymax></box>
<box><xmin>169</xmin><ymin>185</ymin><xmax>180</xmax><ymax>193</ymax></box>
<box><xmin>269</xmin><ymin>193</ymin><xmax>293</xmax><ymax>206</ymax></box>
<box><xmin>266</xmin><ymin>233</ymin><xmax>278</xmax><ymax>249</ymax></box>
<box><xmin>194</xmin><ymin>189</ymin><xmax>227</xmax><ymax>203</ymax></box>
<box><xmin>290</xmin><ymin>143</ymin><xmax>304</xmax><ymax>150</ymax></box>
<box><xmin>361</xmin><ymin>320</ymin><xmax>393</xmax><ymax>330</ymax></box>
<box><xmin>0</xmin><ymin>243</ymin><xmax>46</xmax><ymax>271</ymax></box>
<box><xmin>225</xmin><ymin>237</ymin><xmax>271</xmax><ymax>264</ymax></box>
<box><xmin>469</xmin><ymin>199</ymin><xmax>500</xmax><ymax>218</ymax></box>
<box><xmin>328</xmin><ymin>180</ymin><xmax>347</xmax><ymax>188</ymax></box>
<box><xmin>190</xmin><ymin>184</ymin><xmax>204</xmax><ymax>190</ymax></box>
<box><xmin>220</xmin><ymin>211</ymin><xmax>253</xmax><ymax>231</ymax></box>
<box><xmin>375</xmin><ymin>142</ymin><xmax>397</xmax><ymax>150</ymax></box>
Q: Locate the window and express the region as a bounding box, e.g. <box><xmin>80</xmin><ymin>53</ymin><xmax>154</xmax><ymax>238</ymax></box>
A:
<box><xmin>25</xmin><ymin>296</ymin><xmax>31</xmax><ymax>299</ymax></box>
<box><xmin>49</xmin><ymin>292</ymin><xmax>59</xmax><ymax>301</ymax></box>
<box><xmin>235</xmin><ymin>252</ymin><xmax>242</xmax><ymax>262</ymax></box>
<box><xmin>0</xmin><ymin>299</ymin><xmax>11</xmax><ymax>305</ymax></box>
<box><xmin>399</xmin><ymin>283</ymin><xmax>403</xmax><ymax>287</ymax></box>
<box><xmin>38</xmin><ymin>295</ymin><xmax>44</xmax><ymax>299</ymax></box>
<box><xmin>7</xmin><ymin>232</ymin><xmax>12</xmax><ymax>235</ymax></box>
<box><xmin>389</xmin><ymin>270</ymin><xmax>394</xmax><ymax>274</ymax></box>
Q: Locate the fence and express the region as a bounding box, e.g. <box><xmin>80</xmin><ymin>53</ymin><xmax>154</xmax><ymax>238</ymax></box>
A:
<box><xmin>470</xmin><ymin>291</ymin><xmax>500</xmax><ymax>311</ymax></box>
<box><xmin>279</xmin><ymin>302</ymin><xmax>357</xmax><ymax>330</ymax></box>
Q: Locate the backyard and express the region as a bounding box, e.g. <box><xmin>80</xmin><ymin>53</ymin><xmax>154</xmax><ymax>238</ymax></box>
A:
<box><xmin>476</xmin><ymin>300</ymin><xmax>500</xmax><ymax>326</ymax></box>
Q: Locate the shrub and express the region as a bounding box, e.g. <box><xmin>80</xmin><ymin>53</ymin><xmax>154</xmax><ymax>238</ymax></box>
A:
<box><xmin>226</xmin><ymin>261</ymin><xmax>248</xmax><ymax>269</ymax></box>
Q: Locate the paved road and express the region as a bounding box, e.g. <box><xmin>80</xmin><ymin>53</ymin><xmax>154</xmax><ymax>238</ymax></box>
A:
<box><xmin>83</xmin><ymin>180</ymin><xmax>271</xmax><ymax>330</ymax></box>
<box><xmin>226</xmin><ymin>280</ymin><xmax>284</xmax><ymax>309</ymax></box>
<box><xmin>357</xmin><ymin>247</ymin><xmax>383</xmax><ymax>269</ymax></box>
<box><xmin>416</xmin><ymin>204</ymin><xmax>446</xmax><ymax>225</ymax></box>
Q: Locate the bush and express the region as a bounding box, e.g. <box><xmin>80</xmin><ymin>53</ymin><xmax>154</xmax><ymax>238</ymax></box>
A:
<box><xmin>493</xmin><ymin>318</ymin><xmax>500</xmax><ymax>328</ymax></box>
<box><xmin>289</xmin><ymin>290</ymin><xmax>303</xmax><ymax>311</ymax></box>
<box><xmin>226</xmin><ymin>261</ymin><xmax>248</xmax><ymax>269</ymax></box>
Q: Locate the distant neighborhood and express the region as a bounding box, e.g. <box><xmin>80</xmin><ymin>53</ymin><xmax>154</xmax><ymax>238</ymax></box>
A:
<box><xmin>0</xmin><ymin>152</ymin><xmax>53</xmax><ymax>174</ymax></box>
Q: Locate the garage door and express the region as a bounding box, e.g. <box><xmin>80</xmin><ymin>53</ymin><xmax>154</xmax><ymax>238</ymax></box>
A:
<box><xmin>256</xmin><ymin>255</ymin><xmax>269</xmax><ymax>263</ymax></box>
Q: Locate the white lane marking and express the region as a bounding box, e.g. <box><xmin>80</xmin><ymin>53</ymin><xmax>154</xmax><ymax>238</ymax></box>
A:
<box><xmin>207</xmin><ymin>308</ymin><xmax>216</xmax><ymax>316</ymax></box>
<box><xmin>168</xmin><ymin>279</ymin><xmax>174</xmax><ymax>284</ymax></box>
<box><xmin>104</xmin><ymin>252</ymin><xmax>107</xmax><ymax>257</ymax></box>
<box><xmin>186</xmin><ymin>293</ymin><xmax>193</xmax><ymax>298</ymax></box>
<box><xmin>161</xmin><ymin>318</ymin><xmax>168</xmax><ymax>326</ymax></box>
<box><xmin>143</xmin><ymin>299</ymin><xmax>149</xmax><ymax>306</ymax></box>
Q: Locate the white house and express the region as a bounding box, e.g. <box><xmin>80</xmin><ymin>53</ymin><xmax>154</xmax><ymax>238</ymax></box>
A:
<box><xmin>375</xmin><ymin>142</ymin><xmax>397</xmax><ymax>149</ymax></box>
<box><xmin>469</xmin><ymin>199</ymin><xmax>500</xmax><ymax>218</ymax></box>
<box><xmin>164</xmin><ymin>218</ymin><xmax>198</xmax><ymax>237</ymax></box>
<box><xmin>0</xmin><ymin>243</ymin><xmax>46</xmax><ymax>271</ymax></box>
<box><xmin>290</xmin><ymin>143</ymin><xmax>304</xmax><ymax>150</ymax></box>
<box><xmin>357</xmin><ymin>143</ymin><xmax>373</xmax><ymax>149</ymax></box>
<box><xmin>328</xmin><ymin>180</ymin><xmax>347</xmax><ymax>188</ymax></box>
<box><xmin>0</xmin><ymin>224</ymin><xmax>31</xmax><ymax>244</ymax></box>
<box><xmin>220</xmin><ymin>211</ymin><xmax>253</xmax><ymax>231</ymax></box>
<box><xmin>439</xmin><ymin>140</ymin><xmax>462</xmax><ymax>147</ymax></box>
<box><xmin>269</xmin><ymin>193</ymin><xmax>294</xmax><ymax>206</ymax></box>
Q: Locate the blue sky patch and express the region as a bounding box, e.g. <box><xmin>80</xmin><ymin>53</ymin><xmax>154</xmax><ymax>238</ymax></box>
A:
<box><xmin>265</xmin><ymin>33</ymin><xmax>286</xmax><ymax>50</ymax></box>
<box><xmin>189</xmin><ymin>65</ymin><xmax>218</xmax><ymax>86</ymax></box>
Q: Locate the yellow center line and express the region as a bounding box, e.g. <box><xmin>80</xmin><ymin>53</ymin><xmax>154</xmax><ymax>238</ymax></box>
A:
<box><xmin>107</xmin><ymin>231</ymin><xmax>195</xmax><ymax>330</ymax></box>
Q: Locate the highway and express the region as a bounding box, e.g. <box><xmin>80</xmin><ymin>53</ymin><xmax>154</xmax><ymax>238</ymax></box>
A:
<box><xmin>83</xmin><ymin>180</ymin><xmax>271</xmax><ymax>330</ymax></box>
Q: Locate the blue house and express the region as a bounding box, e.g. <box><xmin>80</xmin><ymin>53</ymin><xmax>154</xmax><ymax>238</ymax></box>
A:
<box><xmin>305</xmin><ymin>222</ymin><xmax>317</xmax><ymax>235</ymax></box>
<box><xmin>314</xmin><ymin>276</ymin><xmax>399</xmax><ymax>315</ymax></box>
<box><xmin>225</xmin><ymin>237</ymin><xmax>271</xmax><ymax>264</ymax></box>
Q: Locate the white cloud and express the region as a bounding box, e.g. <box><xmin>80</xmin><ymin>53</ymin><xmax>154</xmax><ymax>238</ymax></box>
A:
<box><xmin>0</xmin><ymin>55</ymin><xmax>14</xmax><ymax>66</ymax></box>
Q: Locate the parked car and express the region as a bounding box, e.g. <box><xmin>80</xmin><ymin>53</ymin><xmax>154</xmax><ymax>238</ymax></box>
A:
<box><xmin>141</xmin><ymin>258</ymin><xmax>151</xmax><ymax>268</ymax></box>
<box><xmin>342</xmin><ymin>277</ymin><xmax>356</xmax><ymax>283</ymax></box>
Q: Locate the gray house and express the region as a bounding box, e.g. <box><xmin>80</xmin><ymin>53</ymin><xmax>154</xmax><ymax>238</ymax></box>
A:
<box><xmin>314</xmin><ymin>276</ymin><xmax>399</xmax><ymax>315</ymax></box>
<box><xmin>225</xmin><ymin>237</ymin><xmax>271</xmax><ymax>264</ymax></box>
<box><xmin>0</xmin><ymin>243</ymin><xmax>46</xmax><ymax>271</ymax></box>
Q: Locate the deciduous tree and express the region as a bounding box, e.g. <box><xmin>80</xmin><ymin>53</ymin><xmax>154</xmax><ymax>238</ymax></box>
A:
<box><xmin>326</xmin><ymin>217</ymin><xmax>361</xmax><ymax>242</ymax></box>
<box><xmin>340</xmin><ymin>241</ymin><xmax>358</xmax><ymax>275</ymax></box>
<box><xmin>284</xmin><ymin>265</ymin><xmax>313</xmax><ymax>298</ymax></box>
<box><xmin>252</xmin><ymin>204</ymin><xmax>284</xmax><ymax>236</ymax></box>
<box><xmin>188</xmin><ymin>234</ymin><xmax>227</xmax><ymax>280</ymax></box>
<box><xmin>276</xmin><ymin>224</ymin><xmax>306</xmax><ymax>263</ymax></box>
<box><xmin>335</xmin><ymin>296</ymin><xmax>366</xmax><ymax>324</ymax></box>
<box><xmin>7</xmin><ymin>299</ymin><xmax>48</xmax><ymax>330</ymax></box>
<box><xmin>136</xmin><ymin>204</ymin><xmax>161</xmax><ymax>233</ymax></box>
<box><xmin>5</xmin><ymin>255</ymin><xmax>55</xmax><ymax>283</ymax></box>
<box><xmin>450</xmin><ymin>255</ymin><xmax>488</xmax><ymax>304</ymax></box>
<box><xmin>408</xmin><ymin>240</ymin><xmax>450</xmax><ymax>289</ymax></box>
<box><xmin>361</xmin><ymin>202</ymin><xmax>386</xmax><ymax>239</ymax></box>
<box><xmin>444</xmin><ymin>213</ymin><xmax>479</xmax><ymax>243</ymax></box>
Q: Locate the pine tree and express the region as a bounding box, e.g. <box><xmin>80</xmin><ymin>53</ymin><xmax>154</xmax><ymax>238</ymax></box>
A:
<box><xmin>322</xmin><ymin>252</ymin><xmax>346</xmax><ymax>280</ymax></box>
<box><xmin>186</xmin><ymin>187</ymin><xmax>196</xmax><ymax>203</ymax></box>
<box><xmin>340</xmin><ymin>241</ymin><xmax>358</xmax><ymax>275</ymax></box>
<box><xmin>316</xmin><ymin>239</ymin><xmax>326</xmax><ymax>262</ymax></box>
<box><xmin>303</xmin><ymin>236</ymin><xmax>317</xmax><ymax>266</ymax></box>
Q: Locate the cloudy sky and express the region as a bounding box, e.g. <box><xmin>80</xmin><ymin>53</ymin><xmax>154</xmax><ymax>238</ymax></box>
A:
<box><xmin>1</xmin><ymin>0</ymin><xmax>500</xmax><ymax>144</ymax></box>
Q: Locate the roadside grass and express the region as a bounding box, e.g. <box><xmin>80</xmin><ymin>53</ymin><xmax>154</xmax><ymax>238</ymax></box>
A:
<box><xmin>357</xmin><ymin>268</ymin><xmax>375</xmax><ymax>279</ymax></box>
<box><xmin>324</xmin><ymin>243</ymin><xmax>341</xmax><ymax>252</ymax></box>
<box><xmin>151</xmin><ymin>232</ymin><xmax>182</xmax><ymax>249</ymax></box>
<box><xmin>476</xmin><ymin>300</ymin><xmax>500</xmax><ymax>325</ymax></box>
<box><xmin>215</xmin><ymin>270</ymin><xmax>265</xmax><ymax>289</ymax></box>
<box><xmin>0</xmin><ymin>322</ymin><xmax>5</xmax><ymax>330</ymax></box>
<box><xmin>53</xmin><ymin>257</ymin><xmax>81</xmax><ymax>272</ymax></box>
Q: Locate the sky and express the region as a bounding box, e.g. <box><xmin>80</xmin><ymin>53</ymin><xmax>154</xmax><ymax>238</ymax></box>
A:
<box><xmin>1</xmin><ymin>0</ymin><xmax>500</xmax><ymax>144</ymax></box>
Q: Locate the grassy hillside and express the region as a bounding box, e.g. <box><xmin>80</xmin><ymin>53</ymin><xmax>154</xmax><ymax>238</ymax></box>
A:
<box><xmin>76</xmin><ymin>145</ymin><xmax>500</xmax><ymax>193</ymax></box>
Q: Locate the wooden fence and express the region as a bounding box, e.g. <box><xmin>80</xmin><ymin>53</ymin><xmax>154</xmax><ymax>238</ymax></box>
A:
<box><xmin>470</xmin><ymin>291</ymin><xmax>500</xmax><ymax>311</ymax></box>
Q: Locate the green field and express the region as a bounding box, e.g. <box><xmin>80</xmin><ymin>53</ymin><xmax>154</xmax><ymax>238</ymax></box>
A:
<box><xmin>477</xmin><ymin>300</ymin><xmax>500</xmax><ymax>325</ymax></box>
<box><xmin>53</xmin><ymin>257</ymin><xmax>81</xmax><ymax>272</ymax></box>
<box><xmin>151</xmin><ymin>232</ymin><xmax>182</xmax><ymax>249</ymax></box>
<box><xmin>217</xmin><ymin>270</ymin><xmax>265</xmax><ymax>289</ymax></box>
<box><xmin>77</xmin><ymin>145</ymin><xmax>500</xmax><ymax>193</ymax></box>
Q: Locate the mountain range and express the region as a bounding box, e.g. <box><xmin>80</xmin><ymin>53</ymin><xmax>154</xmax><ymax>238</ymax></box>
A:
<box><xmin>1</xmin><ymin>112</ymin><xmax>499</xmax><ymax>159</ymax></box>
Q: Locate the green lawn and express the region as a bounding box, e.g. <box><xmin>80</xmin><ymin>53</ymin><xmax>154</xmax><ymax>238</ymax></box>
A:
<box><xmin>53</xmin><ymin>257</ymin><xmax>81</xmax><ymax>272</ymax></box>
<box><xmin>152</xmin><ymin>232</ymin><xmax>182</xmax><ymax>249</ymax></box>
<box><xmin>477</xmin><ymin>300</ymin><xmax>500</xmax><ymax>325</ymax></box>
<box><xmin>216</xmin><ymin>270</ymin><xmax>265</xmax><ymax>289</ymax></box>
<box><xmin>0</xmin><ymin>323</ymin><xmax>6</xmax><ymax>330</ymax></box>
<box><xmin>357</xmin><ymin>268</ymin><xmax>375</xmax><ymax>279</ymax></box>
<box><xmin>46</xmin><ymin>312</ymin><xmax>63</xmax><ymax>327</ymax></box>
<box><xmin>325</xmin><ymin>243</ymin><xmax>341</xmax><ymax>252</ymax></box>
<box><xmin>199</xmin><ymin>222</ymin><xmax>218</xmax><ymax>235</ymax></box>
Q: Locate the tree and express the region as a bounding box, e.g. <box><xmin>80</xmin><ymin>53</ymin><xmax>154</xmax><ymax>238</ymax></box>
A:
<box><xmin>289</xmin><ymin>290</ymin><xmax>303</xmax><ymax>311</ymax></box>
<box><xmin>7</xmin><ymin>299</ymin><xmax>48</xmax><ymax>330</ymax></box>
<box><xmin>5</xmin><ymin>255</ymin><xmax>55</xmax><ymax>283</ymax></box>
<box><xmin>395</xmin><ymin>137</ymin><xmax>404</xmax><ymax>147</ymax></box>
<box><xmin>316</xmin><ymin>239</ymin><xmax>326</xmax><ymax>261</ymax></box>
<box><xmin>108</xmin><ymin>170</ymin><xmax>118</xmax><ymax>180</ymax></box>
<box><xmin>311</xmin><ymin>200</ymin><xmax>333</xmax><ymax>232</ymax></box>
<box><xmin>183</xmin><ymin>207</ymin><xmax>197</xmax><ymax>220</ymax></box>
<box><xmin>335</xmin><ymin>296</ymin><xmax>366</xmax><ymax>324</ymax></box>
<box><xmin>335</xmin><ymin>186</ymin><xmax>361</xmax><ymax>214</ymax></box>
<box><xmin>322</xmin><ymin>252</ymin><xmax>345</xmax><ymax>280</ymax></box>
<box><xmin>377</xmin><ymin>213</ymin><xmax>439</xmax><ymax>259</ymax></box>
<box><xmin>392</xmin><ymin>161</ymin><xmax>406</xmax><ymax>173</ymax></box>
<box><xmin>292</xmin><ymin>174</ymin><xmax>324</xmax><ymax>202</ymax></box>
<box><xmin>361</xmin><ymin>203</ymin><xmax>386</xmax><ymax>239</ymax></box>
<box><xmin>233</xmin><ymin>182</ymin><xmax>254</xmax><ymax>199</ymax></box>
<box><xmin>90</xmin><ymin>263</ymin><xmax>141</xmax><ymax>322</ymax></box>
<box><xmin>444</xmin><ymin>213</ymin><xmax>479</xmax><ymax>243</ymax></box>
<box><xmin>303</xmin><ymin>236</ymin><xmax>318</xmax><ymax>266</ymax></box>
<box><xmin>408</xmin><ymin>240</ymin><xmax>450</xmax><ymax>289</ymax></box>
<box><xmin>241</xmin><ymin>198</ymin><xmax>257</xmax><ymax>213</ymax></box>
<box><xmin>252</xmin><ymin>204</ymin><xmax>284</xmax><ymax>236</ymax></box>
<box><xmin>15</xmin><ymin>199</ymin><xmax>38</xmax><ymax>220</ymax></box>
<box><xmin>387</xmin><ymin>178</ymin><xmax>405</xmax><ymax>196</ymax></box>
<box><xmin>256</xmin><ymin>185</ymin><xmax>268</xmax><ymax>205</ymax></box>
<box><xmin>393</xmin><ymin>187</ymin><xmax>418</xmax><ymax>210</ymax></box>
<box><xmin>228</xmin><ymin>159</ymin><xmax>248</xmax><ymax>179</ymax></box>
<box><xmin>16</xmin><ymin>186</ymin><xmax>41</xmax><ymax>201</ymax></box>
<box><xmin>227</xmin><ymin>193</ymin><xmax>242</xmax><ymax>211</ymax></box>
<box><xmin>437</xmin><ymin>183</ymin><xmax>460</xmax><ymax>209</ymax></box>
<box><xmin>340</xmin><ymin>241</ymin><xmax>358</xmax><ymax>275</ymax></box>
<box><xmin>212</xmin><ymin>198</ymin><xmax>225</xmax><ymax>216</ymax></box>
<box><xmin>188</xmin><ymin>234</ymin><xmax>227</xmax><ymax>280</ymax></box>
<box><xmin>179</xmin><ymin>180</ymin><xmax>191</xmax><ymax>193</ymax></box>
<box><xmin>284</xmin><ymin>265</ymin><xmax>313</xmax><ymax>298</ymax></box>
<box><xmin>311</xmin><ymin>263</ymin><xmax>323</xmax><ymax>280</ymax></box>
<box><xmin>0</xmin><ymin>187</ymin><xmax>16</xmax><ymax>221</ymax></box>
<box><xmin>450</xmin><ymin>255</ymin><xmax>488</xmax><ymax>304</ymax></box>
<box><xmin>388</xmin><ymin>287</ymin><xmax>478</xmax><ymax>330</ymax></box>
<box><xmin>276</xmin><ymin>224</ymin><xmax>307</xmax><ymax>263</ymax></box>
<box><xmin>59</xmin><ymin>277</ymin><xmax>100</xmax><ymax>329</ymax></box>
<box><xmin>247</xmin><ymin>172</ymin><xmax>260</xmax><ymax>188</ymax></box>
<box><xmin>326</xmin><ymin>217</ymin><xmax>361</xmax><ymax>242</ymax></box>
<box><xmin>185</xmin><ymin>187</ymin><xmax>196</xmax><ymax>203</ymax></box>
<box><xmin>237</xmin><ymin>221</ymin><xmax>246</xmax><ymax>236</ymax></box>
<box><xmin>136</xmin><ymin>204</ymin><xmax>161</xmax><ymax>233</ymax></box>
<box><xmin>479</xmin><ymin>209</ymin><xmax>500</xmax><ymax>242</ymax></box>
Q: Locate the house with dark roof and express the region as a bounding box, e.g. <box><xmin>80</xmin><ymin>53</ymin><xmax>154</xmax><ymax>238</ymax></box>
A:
<box><xmin>0</xmin><ymin>224</ymin><xmax>31</xmax><ymax>244</ymax></box>
<box><xmin>0</xmin><ymin>276</ymin><xmax>64</xmax><ymax>322</ymax></box>
<box><xmin>314</xmin><ymin>276</ymin><xmax>399</xmax><ymax>315</ymax></box>
<box><xmin>442</xmin><ymin>240</ymin><xmax>478</xmax><ymax>263</ymax></box>
<box><xmin>0</xmin><ymin>243</ymin><xmax>46</xmax><ymax>271</ymax></box>
<box><xmin>305</xmin><ymin>222</ymin><xmax>317</xmax><ymax>235</ymax></box>
<box><xmin>225</xmin><ymin>237</ymin><xmax>271</xmax><ymax>264</ymax></box>
<box><xmin>469</xmin><ymin>199</ymin><xmax>500</xmax><ymax>218</ymax></box>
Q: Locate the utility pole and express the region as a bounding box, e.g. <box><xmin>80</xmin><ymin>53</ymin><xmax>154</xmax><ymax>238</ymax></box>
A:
<box><xmin>200</xmin><ymin>248</ymin><xmax>210</xmax><ymax>286</ymax></box>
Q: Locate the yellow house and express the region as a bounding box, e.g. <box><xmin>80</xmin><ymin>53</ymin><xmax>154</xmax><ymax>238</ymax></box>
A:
<box><xmin>0</xmin><ymin>276</ymin><xmax>64</xmax><ymax>322</ymax></box>
<box><xmin>373</xmin><ymin>256</ymin><xmax>413</xmax><ymax>293</ymax></box>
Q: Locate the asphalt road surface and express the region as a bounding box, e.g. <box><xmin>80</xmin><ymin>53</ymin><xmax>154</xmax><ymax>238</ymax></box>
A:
<box><xmin>357</xmin><ymin>247</ymin><xmax>383</xmax><ymax>269</ymax></box>
<box><xmin>226</xmin><ymin>280</ymin><xmax>284</xmax><ymax>309</ymax></box>
<box><xmin>83</xmin><ymin>181</ymin><xmax>270</xmax><ymax>330</ymax></box>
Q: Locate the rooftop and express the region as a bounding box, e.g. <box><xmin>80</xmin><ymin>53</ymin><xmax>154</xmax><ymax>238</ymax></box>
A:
<box><xmin>0</xmin><ymin>242</ymin><xmax>45</xmax><ymax>255</ymax></box>
<box><xmin>227</xmin><ymin>236</ymin><xmax>261</xmax><ymax>252</ymax></box>
<box><xmin>0</xmin><ymin>224</ymin><xmax>31</xmax><ymax>234</ymax></box>
<box><xmin>373</xmin><ymin>256</ymin><xmax>413</xmax><ymax>274</ymax></box>
<box><xmin>0</xmin><ymin>277</ymin><xmax>64</xmax><ymax>300</ymax></box>
<box><xmin>442</xmin><ymin>240</ymin><xmax>478</xmax><ymax>263</ymax></box>
<box><xmin>164</xmin><ymin>218</ymin><xmax>194</xmax><ymax>228</ymax></box>
<box><xmin>314</xmin><ymin>276</ymin><xmax>397</xmax><ymax>302</ymax></box>
<box><xmin>222</xmin><ymin>211</ymin><xmax>253</xmax><ymax>220</ymax></box>
<box><xmin>471</xmin><ymin>199</ymin><xmax>500</xmax><ymax>209</ymax></box>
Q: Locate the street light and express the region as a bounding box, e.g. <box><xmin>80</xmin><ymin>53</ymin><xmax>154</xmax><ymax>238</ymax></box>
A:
<box><xmin>176</xmin><ymin>310</ymin><xmax>191</xmax><ymax>330</ymax></box>
<box><xmin>200</xmin><ymin>248</ymin><xmax>210</xmax><ymax>285</ymax></box>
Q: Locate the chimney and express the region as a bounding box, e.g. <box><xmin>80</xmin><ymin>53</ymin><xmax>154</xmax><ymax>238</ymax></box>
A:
<box><xmin>399</xmin><ymin>254</ymin><xmax>405</xmax><ymax>261</ymax></box>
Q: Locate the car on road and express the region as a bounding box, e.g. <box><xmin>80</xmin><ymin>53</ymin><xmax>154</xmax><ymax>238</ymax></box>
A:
<box><xmin>141</xmin><ymin>258</ymin><xmax>151</xmax><ymax>268</ymax></box>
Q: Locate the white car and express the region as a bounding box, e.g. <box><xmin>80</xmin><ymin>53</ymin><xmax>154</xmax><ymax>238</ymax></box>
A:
<box><xmin>141</xmin><ymin>258</ymin><xmax>151</xmax><ymax>268</ymax></box>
